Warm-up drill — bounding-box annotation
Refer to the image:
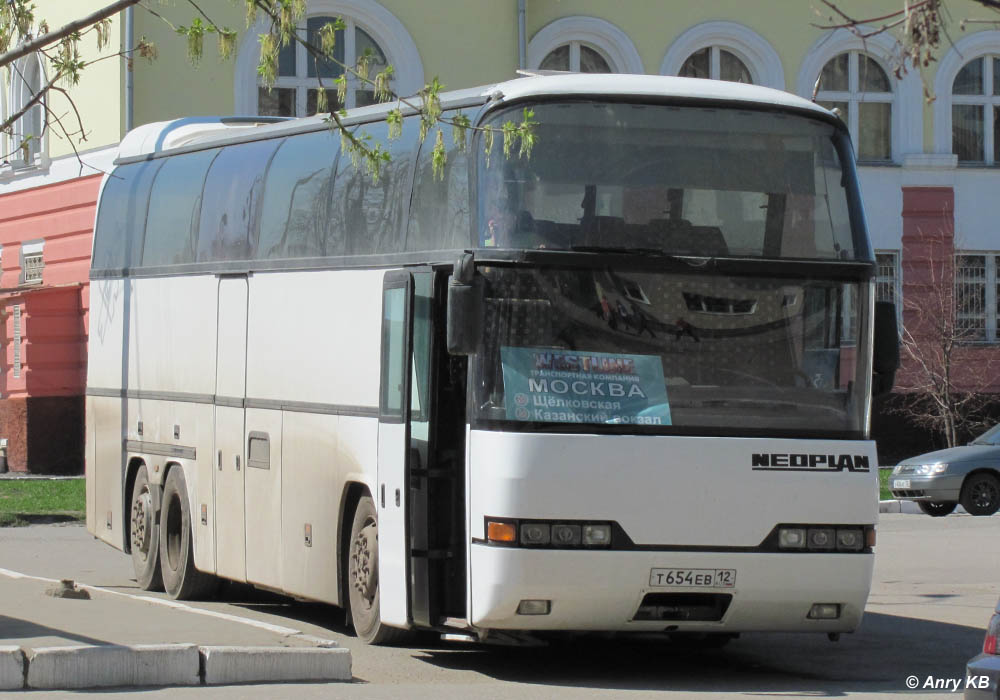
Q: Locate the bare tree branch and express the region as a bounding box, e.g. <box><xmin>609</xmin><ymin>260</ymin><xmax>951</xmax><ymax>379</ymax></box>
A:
<box><xmin>0</xmin><ymin>0</ymin><xmax>139</xmax><ymax>69</ymax></box>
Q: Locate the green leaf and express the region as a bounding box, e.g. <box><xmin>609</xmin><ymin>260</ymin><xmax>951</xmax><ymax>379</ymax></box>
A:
<box><xmin>483</xmin><ymin>128</ymin><xmax>495</xmax><ymax>169</ymax></box>
<box><xmin>386</xmin><ymin>108</ymin><xmax>403</xmax><ymax>140</ymax></box>
<box><xmin>451</xmin><ymin>112</ymin><xmax>470</xmax><ymax>152</ymax></box>
<box><xmin>432</xmin><ymin>129</ymin><xmax>446</xmax><ymax>181</ymax></box>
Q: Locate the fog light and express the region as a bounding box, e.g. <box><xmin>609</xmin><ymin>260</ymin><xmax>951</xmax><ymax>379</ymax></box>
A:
<box><xmin>520</xmin><ymin>522</ymin><xmax>550</xmax><ymax>546</ymax></box>
<box><xmin>551</xmin><ymin>523</ymin><xmax>581</xmax><ymax>546</ymax></box>
<box><xmin>808</xmin><ymin>603</ymin><xmax>841</xmax><ymax>620</ymax></box>
<box><xmin>582</xmin><ymin>523</ymin><xmax>611</xmax><ymax>547</ymax></box>
<box><xmin>778</xmin><ymin>527</ymin><xmax>807</xmax><ymax>549</ymax></box>
<box><xmin>516</xmin><ymin>599</ymin><xmax>551</xmax><ymax>615</ymax></box>
<box><xmin>807</xmin><ymin>528</ymin><xmax>836</xmax><ymax>550</ymax></box>
<box><xmin>836</xmin><ymin>528</ymin><xmax>863</xmax><ymax>551</ymax></box>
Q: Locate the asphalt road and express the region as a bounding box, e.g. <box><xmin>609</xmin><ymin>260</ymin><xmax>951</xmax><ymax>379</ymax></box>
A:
<box><xmin>0</xmin><ymin>512</ymin><xmax>997</xmax><ymax>699</ymax></box>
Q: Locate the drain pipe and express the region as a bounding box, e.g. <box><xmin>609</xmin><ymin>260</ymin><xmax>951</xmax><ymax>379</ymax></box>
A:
<box><xmin>518</xmin><ymin>0</ymin><xmax>526</xmax><ymax>70</ymax></box>
<box><xmin>125</xmin><ymin>5</ymin><xmax>134</xmax><ymax>133</ymax></box>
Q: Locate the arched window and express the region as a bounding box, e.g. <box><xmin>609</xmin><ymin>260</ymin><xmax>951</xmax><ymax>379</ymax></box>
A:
<box><xmin>815</xmin><ymin>51</ymin><xmax>893</xmax><ymax>162</ymax></box>
<box><xmin>527</xmin><ymin>17</ymin><xmax>643</xmax><ymax>74</ymax></box>
<box><xmin>679</xmin><ymin>47</ymin><xmax>752</xmax><ymax>83</ymax></box>
<box><xmin>8</xmin><ymin>53</ymin><xmax>46</xmax><ymax>166</ymax></box>
<box><xmin>798</xmin><ymin>28</ymin><xmax>922</xmax><ymax>164</ymax></box>
<box><xmin>661</xmin><ymin>22</ymin><xmax>784</xmax><ymax>89</ymax></box>
<box><xmin>933</xmin><ymin>32</ymin><xmax>1000</xmax><ymax>164</ymax></box>
<box><xmin>539</xmin><ymin>42</ymin><xmax>611</xmax><ymax>73</ymax></box>
<box><xmin>234</xmin><ymin>1</ymin><xmax>423</xmax><ymax>117</ymax></box>
<box><xmin>950</xmin><ymin>55</ymin><xmax>1000</xmax><ymax>163</ymax></box>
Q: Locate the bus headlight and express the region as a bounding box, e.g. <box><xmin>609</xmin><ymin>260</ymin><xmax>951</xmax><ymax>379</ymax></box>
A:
<box><xmin>520</xmin><ymin>523</ymin><xmax>550</xmax><ymax>546</ymax></box>
<box><xmin>551</xmin><ymin>523</ymin><xmax>581</xmax><ymax>546</ymax></box>
<box><xmin>582</xmin><ymin>524</ymin><xmax>612</xmax><ymax>547</ymax></box>
<box><xmin>807</xmin><ymin>528</ymin><xmax>836</xmax><ymax>550</ymax></box>
<box><xmin>778</xmin><ymin>527</ymin><xmax>807</xmax><ymax>549</ymax></box>
<box><xmin>836</xmin><ymin>528</ymin><xmax>864</xmax><ymax>551</ymax></box>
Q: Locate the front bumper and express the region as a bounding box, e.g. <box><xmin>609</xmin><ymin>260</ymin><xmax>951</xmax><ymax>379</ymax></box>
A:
<box><xmin>965</xmin><ymin>653</ymin><xmax>1000</xmax><ymax>699</ymax></box>
<box><xmin>470</xmin><ymin>544</ymin><xmax>872</xmax><ymax>633</ymax></box>
<box><xmin>889</xmin><ymin>474</ymin><xmax>964</xmax><ymax>501</ymax></box>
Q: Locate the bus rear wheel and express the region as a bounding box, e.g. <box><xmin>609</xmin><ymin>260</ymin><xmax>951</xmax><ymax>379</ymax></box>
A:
<box><xmin>347</xmin><ymin>495</ymin><xmax>409</xmax><ymax>645</ymax></box>
<box><xmin>129</xmin><ymin>465</ymin><xmax>163</xmax><ymax>591</ymax></box>
<box><xmin>158</xmin><ymin>467</ymin><xmax>217</xmax><ymax>599</ymax></box>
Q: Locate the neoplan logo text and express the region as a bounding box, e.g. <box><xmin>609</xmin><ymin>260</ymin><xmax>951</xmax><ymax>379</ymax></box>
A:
<box><xmin>751</xmin><ymin>453</ymin><xmax>871</xmax><ymax>472</ymax></box>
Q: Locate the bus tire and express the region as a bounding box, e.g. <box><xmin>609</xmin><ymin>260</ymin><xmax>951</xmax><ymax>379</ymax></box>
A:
<box><xmin>129</xmin><ymin>465</ymin><xmax>163</xmax><ymax>591</ymax></box>
<box><xmin>158</xmin><ymin>467</ymin><xmax>217</xmax><ymax>600</ymax></box>
<box><xmin>347</xmin><ymin>495</ymin><xmax>409</xmax><ymax>645</ymax></box>
<box><xmin>960</xmin><ymin>472</ymin><xmax>1000</xmax><ymax>516</ymax></box>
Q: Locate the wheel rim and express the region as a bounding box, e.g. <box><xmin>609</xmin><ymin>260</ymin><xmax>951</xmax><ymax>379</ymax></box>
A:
<box><xmin>131</xmin><ymin>488</ymin><xmax>152</xmax><ymax>555</ymax></box>
<box><xmin>350</xmin><ymin>520</ymin><xmax>378</xmax><ymax>609</ymax></box>
<box><xmin>164</xmin><ymin>493</ymin><xmax>183</xmax><ymax>570</ymax></box>
<box><xmin>971</xmin><ymin>480</ymin><xmax>998</xmax><ymax>509</ymax></box>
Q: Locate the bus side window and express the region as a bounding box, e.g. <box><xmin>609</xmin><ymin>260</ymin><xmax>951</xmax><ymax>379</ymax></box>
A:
<box><xmin>93</xmin><ymin>160</ymin><xmax>163</xmax><ymax>271</ymax></box>
<box><xmin>259</xmin><ymin>130</ymin><xmax>341</xmax><ymax>260</ymax></box>
<box><xmin>406</xmin><ymin>116</ymin><xmax>471</xmax><ymax>252</ymax></box>
<box><xmin>143</xmin><ymin>149</ymin><xmax>219</xmax><ymax>267</ymax></box>
<box><xmin>198</xmin><ymin>139</ymin><xmax>281</xmax><ymax>263</ymax></box>
<box><xmin>340</xmin><ymin>119</ymin><xmax>419</xmax><ymax>256</ymax></box>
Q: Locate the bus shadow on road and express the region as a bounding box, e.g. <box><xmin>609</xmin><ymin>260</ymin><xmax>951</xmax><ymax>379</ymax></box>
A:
<box><xmin>411</xmin><ymin>612</ymin><xmax>985</xmax><ymax>694</ymax></box>
<box><xmin>0</xmin><ymin>615</ymin><xmax>110</xmax><ymax>647</ymax></box>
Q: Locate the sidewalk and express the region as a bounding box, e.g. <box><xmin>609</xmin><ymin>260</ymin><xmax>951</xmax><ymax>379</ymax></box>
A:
<box><xmin>0</xmin><ymin>569</ymin><xmax>351</xmax><ymax>690</ymax></box>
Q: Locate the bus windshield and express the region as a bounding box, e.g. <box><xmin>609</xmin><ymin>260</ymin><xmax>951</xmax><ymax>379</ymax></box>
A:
<box><xmin>477</xmin><ymin>102</ymin><xmax>865</xmax><ymax>261</ymax></box>
<box><xmin>472</xmin><ymin>264</ymin><xmax>871</xmax><ymax>438</ymax></box>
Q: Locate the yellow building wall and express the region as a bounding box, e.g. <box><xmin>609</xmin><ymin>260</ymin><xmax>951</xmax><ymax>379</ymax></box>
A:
<box><xmin>8</xmin><ymin>1</ymin><xmax>997</xmax><ymax>159</ymax></box>
<box><xmin>131</xmin><ymin>0</ymin><xmax>517</xmax><ymax>126</ymax></box>
<box><xmin>12</xmin><ymin>0</ymin><xmax>124</xmax><ymax>160</ymax></box>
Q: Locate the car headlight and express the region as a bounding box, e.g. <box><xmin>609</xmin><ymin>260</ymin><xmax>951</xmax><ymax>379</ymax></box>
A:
<box><xmin>913</xmin><ymin>463</ymin><xmax>948</xmax><ymax>476</ymax></box>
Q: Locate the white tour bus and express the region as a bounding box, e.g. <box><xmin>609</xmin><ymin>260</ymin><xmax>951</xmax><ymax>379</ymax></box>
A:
<box><xmin>86</xmin><ymin>74</ymin><xmax>899</xmax><ymax>645</ymax></box>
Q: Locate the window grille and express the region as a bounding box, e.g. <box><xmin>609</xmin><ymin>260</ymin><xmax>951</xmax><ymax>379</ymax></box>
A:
<box><xmin>21</xmin><ymin>252</ymin><xmax>43</xmax><ymax>284</ymax></box>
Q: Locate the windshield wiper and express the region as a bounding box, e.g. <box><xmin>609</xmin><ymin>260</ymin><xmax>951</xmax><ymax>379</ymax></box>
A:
<box><xmin>569</xmin><ymin>245</ymin><xmax>672</xmax><ymax>256</ymax></box>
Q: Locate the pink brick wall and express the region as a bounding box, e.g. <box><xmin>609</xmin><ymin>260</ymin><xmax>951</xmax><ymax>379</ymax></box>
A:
<box><xmin>0</xmin><ymin>175</ymin><xmax>99</xmax><ymax>400</ymax></box>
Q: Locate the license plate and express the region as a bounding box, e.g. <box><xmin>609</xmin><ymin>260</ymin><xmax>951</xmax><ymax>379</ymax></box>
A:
<box><xmin>894</xmin><ymin>479</ymin><xmax>911</xmax><ymax>489</ymax></box>
<box><xmin>649</xmin><ymin>568</ymin><xmax>736</xmax><ymax>588</ymax></box>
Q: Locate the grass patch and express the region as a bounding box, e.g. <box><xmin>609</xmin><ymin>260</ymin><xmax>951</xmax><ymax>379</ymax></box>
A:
<box><xmin>879</xmin><ymin>468</ymin><xmax>892</xmax><ymax>501</ymax></box>
<box><xmin>0</xmin><ymin>479</ymin><xmax>85</xmax><ymax>526</ymax></box>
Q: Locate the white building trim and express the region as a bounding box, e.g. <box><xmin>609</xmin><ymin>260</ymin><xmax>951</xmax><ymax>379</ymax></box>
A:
<box><xmin>527</xmin><ymin>16</ymin><xmax>643</xmax><ymax>74</ymax></box>
<box><xmin>797</xmin><ymin>27</ymin><xmax>922</xmax><ymax>162</ymax></box>
<box><xmin>933</xmin><ymin>30</ymin><xmax>1000</xmax><ymax>157</ymax></box>
<box><xmin>6</xmin><ymin>52</ymin><xmax>49</xmax><ymax>170</ymax></box>
<box><xmin>660</xmin><ymin>21</ymin><xmax>784</xmax><ymax>89</ymax></box>
<box><xmin>234</xmin><ymin>0</ymin><xmax>424</xmax><ymax>115</ymax></box>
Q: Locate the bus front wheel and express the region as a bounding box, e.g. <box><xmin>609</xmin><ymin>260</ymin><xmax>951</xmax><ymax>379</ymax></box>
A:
<box><xmin>129</xmin><ymin>465</ymin><xmax>163</xmax><ymax>591</ymax></box>
<box><xmin>158</xmin><ymin>467</ymin><xmax>217</xmax><ymax>600</ymax></box>
<box><xmin>347</xmin><ymin>495</ymin><xmax>409</xmax><ymax>645</ymax></box>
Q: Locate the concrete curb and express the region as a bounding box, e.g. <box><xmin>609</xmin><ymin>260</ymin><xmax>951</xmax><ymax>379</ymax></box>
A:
<box><xmin>4</xmin><ymin>643</ymin><xmax>353</xmax><ymax>690</ymax></box>
<box><xmin>201</xmin><ymin>646</ymin><xmax>352</xmax><ymax>685</ymax></box>
<box><xmin>0</xmin><ymin>646</ymin><xmax>25</xmax><ymax>690</ymax></box>
<box><xmin>26</xmin><ymin>644</ymin><xmax>200</xmax><ymax>690</ymax></box>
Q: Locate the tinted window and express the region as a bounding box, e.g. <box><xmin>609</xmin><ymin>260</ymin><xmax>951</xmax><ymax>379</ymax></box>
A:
<box><xmin>143</xmin><ymin>149</ymin><xmax>219</xmax><ymax>267</ymax></box>
<box><xmin>93</xmin><ymin>160</ymin><xmax>163</xmax><ymax>270</ymax></box>
<box><xmin>258</xmin><ymin>130</ymin><xmax>340</xmax><ymax>259</ymax></box>
<box><xmin>406</xmin><ymin>118</ymin><xmax>471</xmax><ymax>252</ymax></box>
<box><xmin>337</xmin><ymin>119</ymin><xmax>418</xmax><ymax>255</ymax></box>
<box><xmin>197</xmin><ymin>139</ymin><xmax>281</xmax><ymax>262</ymax></box>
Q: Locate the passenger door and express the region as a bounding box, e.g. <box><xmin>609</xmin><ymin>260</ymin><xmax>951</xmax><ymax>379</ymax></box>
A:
<box><xmin>213</xmin><ymin>275</ymin><xmax>248</xmax><ymax>581</ymax></box>
<box><xmin>376</xmin><ymin>271</ymin><xmax>413</xmax><ymax>626</ymax></box>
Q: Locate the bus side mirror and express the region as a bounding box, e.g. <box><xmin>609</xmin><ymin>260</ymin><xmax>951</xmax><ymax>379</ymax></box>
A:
<box><xmin>447</xmin><ymin>254</ymin><xmax>482</xmax><ymax>356</ymax></box>
<box><xmin>872</xmin><ymin>301</ymin><xmax>899</xmax><ymax>396</ymax></box>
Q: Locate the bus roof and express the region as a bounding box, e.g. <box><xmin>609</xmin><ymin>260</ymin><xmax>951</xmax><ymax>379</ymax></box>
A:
<box><xmin>116</xmin><ymin>74</ymin><xmax>835</xmax><ymax>162</ymax></box>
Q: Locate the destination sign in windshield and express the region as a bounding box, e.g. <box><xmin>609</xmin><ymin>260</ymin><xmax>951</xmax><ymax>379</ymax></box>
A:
<box><xmin>499</xmin><ymin>347</ymin><xmax>671</xmax><ymax>425</ymax></box>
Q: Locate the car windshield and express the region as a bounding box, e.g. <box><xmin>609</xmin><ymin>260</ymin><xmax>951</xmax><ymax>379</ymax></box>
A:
<box><xmin>477</xmin><ymin>101</ymin><xmax>867</xmax><ymax>261</ymax></box>
<box><xmin>472</xmin><ymin>264</ymin><xmax>871</xmax><ymax>438</ymax></box>
<box><xmin>971</xmin><ymin>424</ymin><xmax>1000</xmax><ymax>445</ymax></box>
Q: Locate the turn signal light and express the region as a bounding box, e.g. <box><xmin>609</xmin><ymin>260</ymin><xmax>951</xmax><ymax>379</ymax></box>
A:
<box><xmin>487</xmin><ymin>521</ymin><xmax>516</xmax><ymax>543</ymax></box>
